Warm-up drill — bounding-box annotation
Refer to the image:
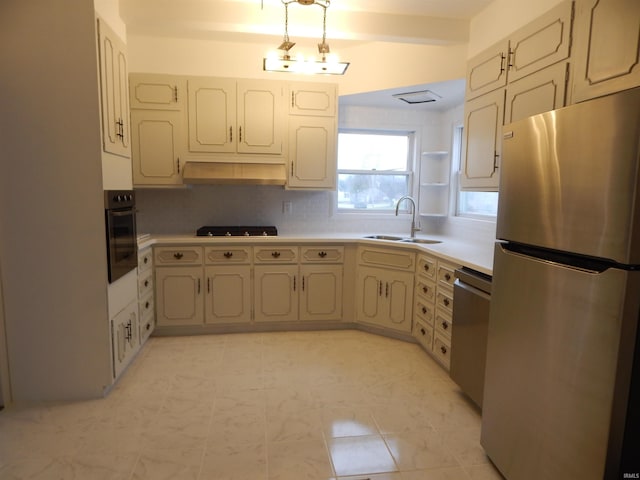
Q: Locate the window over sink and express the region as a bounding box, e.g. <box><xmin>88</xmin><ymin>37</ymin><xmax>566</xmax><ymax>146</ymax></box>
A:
<box><xmin>336</xmin><ymin>130</ymin><xmax>414</xmax><ymax>213</ymax></box>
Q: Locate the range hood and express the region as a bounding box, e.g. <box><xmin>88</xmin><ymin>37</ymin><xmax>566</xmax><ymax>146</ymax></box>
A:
<box><xmin>181</xmin><ymin>161</ymin><xmax>287</xmax><ymax>186</ymax></box>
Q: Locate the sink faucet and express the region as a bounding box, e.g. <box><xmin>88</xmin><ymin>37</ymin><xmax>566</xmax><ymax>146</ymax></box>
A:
<box><xmin>395</xmin><ymin>195</ymin><xmax>421</xmax><ymax>238</ymax></box>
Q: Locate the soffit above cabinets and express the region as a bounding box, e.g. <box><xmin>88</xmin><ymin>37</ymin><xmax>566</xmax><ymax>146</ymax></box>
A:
<box><xmin>120</xmin><ymin>0</ymin><xmax>494</xmax><ymax>47</ymax></box>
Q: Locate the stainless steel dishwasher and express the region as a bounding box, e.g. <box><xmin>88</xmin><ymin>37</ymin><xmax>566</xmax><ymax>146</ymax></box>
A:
<box><xmin>450</xmin><ymin>267</ymin><xmax>492</xmax><ymax>409</ymax></box>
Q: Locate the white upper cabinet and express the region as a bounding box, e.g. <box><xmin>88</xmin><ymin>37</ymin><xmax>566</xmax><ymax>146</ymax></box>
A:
<box><xmin>289</xmin><ymin>82</ymin><xmax>337</xmax><ymax>117</ymax></box>
<box><xmin>461</xmin><ymin>89</ymin><xmax>505</xmax><ymax>190</ymax></box>
<box><xmin>287</xmin><ymin>116</ymin><xmax>337</xmax><ymax>189</ymax></box>
<box><xmin>461</xmin><ymin>0</ymin><xmax>574</xmax><ymax>191</ymax></box>
<box><xmin>129</xmin><ymin>74</ymin><xmax>185</xmax><ymax>186</ymax></box>
<box><xmin>505</xmin><ymin>61</ymin><xmax>569</xmax><ymax>124</ymax></box>
<box><xmin>465</xmin><ymin>1</ymin><xmax>573</xmax><ymax>100</ymax></box>
<box><xmin>130</xmin><ymin>109</ymin><xmax>183</xmax><ymax>185</ymax></box>
<box><xmin>187</xmin><ymin>78</ymin><xmax>284</xmax><ymax>155</ymax></box>
<box><xmin>571</xmin><ymin>0</ymin><xmax>640</xmax><ymax>102</ymax></box>
<box><xmin>97</xmin><ymin>18</ymin><xmax>130</xmax><ymax>158</ymax></box>
<box><xmin>129</xmin><ymin>73</ymin><xmax>184</xmax><ymax>111</ymax></box>
<box><xmin>465</xmin><ymin>40</ymin><xmax>510</xmax><ymax>100</ymax></box>
<box><xmin>507</xmin><ymin>1</ymin><xmax>574</xmax><ymax>83</ymax></box>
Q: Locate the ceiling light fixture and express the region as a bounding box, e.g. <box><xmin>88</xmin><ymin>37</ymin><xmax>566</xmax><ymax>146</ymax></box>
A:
<box><xmin>263</xmin><ymin>0</ymin><xmax>350</xmax><ymax>75</ymax></box>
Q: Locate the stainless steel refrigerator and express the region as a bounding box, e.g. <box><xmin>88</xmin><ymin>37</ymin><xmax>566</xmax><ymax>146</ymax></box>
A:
<box><xmin>482</xmin><ymin>87</ymin><xmax>640</xmax><ymax>480</ymax></box>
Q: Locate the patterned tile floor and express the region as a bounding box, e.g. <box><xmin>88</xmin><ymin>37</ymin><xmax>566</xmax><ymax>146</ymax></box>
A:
<box><xmin>0</xmin><ymin>330</ymin><xmax>504</xmax><ymax>479</ymax></box>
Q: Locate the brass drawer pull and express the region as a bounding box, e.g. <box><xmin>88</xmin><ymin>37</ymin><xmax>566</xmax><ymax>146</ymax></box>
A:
<box><xmin>318</xmin><ymin>251</ymin><xmax>327</xmax><ymax>258</ymax></box>
<box><xmin>224</xmin><ymin>251</ymin><xmax>234</xmax><ymax>258</ymax></box>
<box><xmin>173</xmin><ymin>252</ymin><xmax>184</xmax><ymax>260</ymax></box>
<box><xmin>272</xmin><ymin>251</ymin><xmax>281</xmax><ymax>258</ymax></box>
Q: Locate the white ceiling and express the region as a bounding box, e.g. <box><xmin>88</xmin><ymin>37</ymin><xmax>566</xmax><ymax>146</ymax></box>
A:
<box><xmin>121</xmin><ymin>0</ymin><xmax>489</xmax><ymax>109</ymax></box>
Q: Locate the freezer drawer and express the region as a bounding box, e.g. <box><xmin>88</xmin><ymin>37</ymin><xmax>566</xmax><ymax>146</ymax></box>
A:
<box><xmin>482</xmin><ymin>243</ymin><xmax>638</xmax><ymax>480</ymax></box>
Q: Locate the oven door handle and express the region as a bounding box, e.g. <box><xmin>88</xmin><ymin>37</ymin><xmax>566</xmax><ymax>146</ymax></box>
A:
<box><xmin>109</xmin><ymin>210</ymin><xmax>134</xmax><ymax>217</ymax></box>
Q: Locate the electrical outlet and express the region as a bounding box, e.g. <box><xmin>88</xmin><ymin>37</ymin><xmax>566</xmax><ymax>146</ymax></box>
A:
<box><xmin>283</xmin><ymin>201</ymin><xmax>293</xmax><ymax>214</ymax></box>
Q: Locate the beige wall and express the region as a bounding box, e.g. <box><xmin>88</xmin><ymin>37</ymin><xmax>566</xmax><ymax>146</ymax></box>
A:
<box><xmin>127</xmin><ymin>35</ymin><xmax>468</xmax><ymax>96</ymax></box>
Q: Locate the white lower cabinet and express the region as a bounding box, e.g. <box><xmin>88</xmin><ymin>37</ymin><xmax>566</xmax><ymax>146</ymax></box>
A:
<box><xmin>300</xmin><ymin>264</ymin><xmax>343</xmax><ymax>321</ymax></box>
<box><xmin>154</xmin><ymin>246</ymin><xmax>204</xmax><ymax>327</ymax></box>
<box><xmin>412</xmin><ymin>253</ymin><xmax>459</xmax><ymax>371</ymax></box>
<box><xmin>111</xmin><ymin>300</ymin><xmax>139</xmax><ymax>379</ymax></box>
<box><xmin>356</xmin><ymin>246</ymin><xmax>415</xmax><ymax>334</ymax></box>
<box><xmin>137</xmin><ymin>246</ymin><xmax>155</xmax><ymax>344</ymax></box>
<box><xmin>204</xmin><ymin>246</ymin><xmax>252</xmax><ymax>325</ymax></box>
<box><xmin>155</xmin><ymin>266</ymin><xmax>204</xmax><ymax>326</ymax></box>
<box><xmin>205</xmin><ymin>266</ymin><xmax>252</xmax><ymax>324</ymax></box>
<box><xmin>356</xmin><ymin>266</ymin><xmax>414</xmax><ymax>333</ymax></box>
<box><xmin>254</xmin><ymin>264</ymin><xmax>299</xmax><ymax>322</ymax></box>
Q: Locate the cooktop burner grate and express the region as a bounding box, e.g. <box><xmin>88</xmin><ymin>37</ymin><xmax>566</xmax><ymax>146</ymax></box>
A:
<box><xmin>196</xmin><ymin>226</ymin><xmax>278</xmax><ymax>237</ymax></box>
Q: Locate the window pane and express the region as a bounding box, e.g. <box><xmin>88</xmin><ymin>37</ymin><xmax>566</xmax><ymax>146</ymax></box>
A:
<box><xmin>338</xmin><ymin>133</ymin><xmax>409</xmax><ymax>171</ymax></box>
<box><xmin>338</xmin><ymin>173</ymin><xmax>410</xmax><ymax>210</ymax></box>
<box><xmin>458</xmin><ymin>191</ymin><xmax>499</xmax><ymax>216</ymax></box>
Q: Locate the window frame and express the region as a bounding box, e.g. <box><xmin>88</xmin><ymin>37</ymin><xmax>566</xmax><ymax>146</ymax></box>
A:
<box><xmin>335</xmin><ymin>128</ymin><xmax>416</xmax><ymax>214</ymax></box>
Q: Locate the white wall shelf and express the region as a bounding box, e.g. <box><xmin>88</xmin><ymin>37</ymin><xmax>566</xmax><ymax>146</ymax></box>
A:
<box><xmin>419</xmin><ymin>151</ymin><xmax>450</xmax><ymax>217</ymax></box>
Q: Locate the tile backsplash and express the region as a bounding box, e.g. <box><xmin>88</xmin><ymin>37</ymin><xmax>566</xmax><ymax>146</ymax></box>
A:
<box><xmin>135</xmin><ymin>185</ymin><xmax>413</xmax><ymax>235</ymax></box>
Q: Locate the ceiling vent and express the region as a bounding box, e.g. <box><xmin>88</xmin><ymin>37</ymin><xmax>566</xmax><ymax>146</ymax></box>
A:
<box><xmin>392</xmin><ymin>89</ymin><xmax>442</xmax><ymax>105</ymax></box>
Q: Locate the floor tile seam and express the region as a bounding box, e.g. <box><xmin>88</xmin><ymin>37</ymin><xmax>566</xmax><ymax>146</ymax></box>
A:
<box><xmin>320</xmin><ymin>424</ymin><xmax>339</xmax><ymax>478</ymax></box>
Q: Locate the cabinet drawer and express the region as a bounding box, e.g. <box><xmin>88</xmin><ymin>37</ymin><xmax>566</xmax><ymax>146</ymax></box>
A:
<box><xmin>415</xmin><ymin>299</ymin><xmax>435</xmax><ymax>326</ymax></box>
<box><xmin>139</xmin><ymin>292</ymin><xmax>154</xmax><ymax>319</ymax></box>
<box><xmin>138</xmin><ymin>270</ymin><xmax>153</xmax><ymax>298</ymax></box>
<box><xmin>416</xmin><ymin>254</ymin><xmax>436</xmax><ymax>280</ymax></box>
<box><xmin>432</xmin><ymin>333</ymin><xmax>451</xmax><ymax>370</ymax></box>
<box><xmin>139</xmin><ymin>307</ymin><xmax>155</xmax><ymax>344</ymax></box>
<box><xmin>254</xmin><ymin>246</ymin><xmax>298</xmax><ymax>263</ymax></box>
<box><xmin>437</xmin><ymin>263</ymin><xmax>456</xmax><ymax>288</ymax></box>
<box><xmin>436</xmin><ymin>289</ymin><xmax>454</xmax><ymax>314</ymax></box>
<box><xmin>301</xmin><ymin>246</ymin><xmax>344</xmax><ymax>263</ymax></box>
<box><xmin>138</xmin><ymin>248</ymin><xmax>153</xmax><ymax>273</ymax></box>
<box><xmin>205</xmin><ymin>246</ymin><xmax>252</xmax><ymax>264</ymax></box>
<box><xmin>154</xmin><ymin>246</ymin><xmax>203</xmax><ymax>265</ymax></box>
<box><xmin>358</xmin><ymin>246</ymin><xmax>415</xmax><ymax>270</ymax></box>
<box><xmin>414</xmin><ymin>320</ymin><xmax>434</xmax><ymax>351</ymax></box>
<box><xmin>435</xmin><ymin>310</ymin><xmax>452</xmax><ymax>339</ymax></box>
<box><xmin>415</xmin><ymin>278</ymin><xmax>436</xmax><ymax>302</ymax></box>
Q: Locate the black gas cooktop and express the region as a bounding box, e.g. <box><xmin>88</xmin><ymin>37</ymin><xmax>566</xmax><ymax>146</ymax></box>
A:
<box><xmin>196</xmin><ymin>226</ymin><xmax>278</xmax><ymax>237</ymax></box>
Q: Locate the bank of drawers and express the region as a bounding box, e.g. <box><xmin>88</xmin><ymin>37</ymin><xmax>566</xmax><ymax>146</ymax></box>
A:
<box><xmin>138</xmin><ymin>246</ymin><xmax>155</xmax><ymax>344</ymax></box>
<box><xmin>413</xmin><ymin>253</ymin><xmax>459</xmax><ymax>370</ymax></box>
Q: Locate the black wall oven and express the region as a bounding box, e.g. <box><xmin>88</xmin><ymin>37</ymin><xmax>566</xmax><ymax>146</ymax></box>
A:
<box><xmin>105</xmin><ymin>190</ymin><xmax>137</xmax><ymax>283</ymax></box>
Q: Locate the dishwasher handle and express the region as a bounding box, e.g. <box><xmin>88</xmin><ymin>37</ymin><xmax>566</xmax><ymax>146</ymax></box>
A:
<box><xmin>454</xmin><ymin>278</ymin><xmax>491</xmax><ymax>304</ymax></box>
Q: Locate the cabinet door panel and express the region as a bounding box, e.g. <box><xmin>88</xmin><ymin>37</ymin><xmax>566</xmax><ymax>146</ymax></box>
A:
<box><xmin>131</xmin><ymin>110</ymin><xmax>182</xmax><ymax>185</ymax></box>
<box><xmin>156</xmin><ymin>267</ymin><xmax>203</xmax><ymax>326</ymax></box>
<box><xmin>300</xmin><ymin>265</ymin><xmax>343</xmax><ymax>321</ymax></box>
<box><xmin>97</xmin><ymin>18</ymin><xmax>129</xmax><ymax>158</ymax></box>
<box><xmin>572</xmin><ymin>0</ymin><xmax>640</xmax><ymax>102</ymax></box>
<box><xmin>205</xmin><ymin>266</ymin><xmax>251</xmax><ymax>324</ymax></box>
<box><xmin>130</xmin><ymin>74</ymin><xmax>184</xmax><ymax>110</ymax></box>
<box><xmin>357</xmin><ymin>268</ymin><xmax>382</xmax><ymax>324</ymax></box>
<box><xmin>254</xmin><ymin>266</ymin><xmax>298</xmax><ymax>322</ymax></box>
<box><xmin>387</xmin><ymin>274</ymin><xmax>412</xmax><ymax>333</ymax></box>
<box><xmin>188</xmin><ymin>78</ymin><xmax>236</xmax><ymax>153</ymax></box>
<box><xmin>466</xmin><ymin>40</ymin><xmax>509</xmax><ymax>100</ymax></box>
<box><xmin>508</xmin><ymin>1</ymin><xmax>573</xmax><ymax>83</ymax></box>
<box><xmin>505</xmin><ymin>62</ymin><xmax>568</xmax><ymax>124</ymax></box>
<box><xmin>461</xmin><ymin>89</ymin><xmax>505</xmax><ymax>191</ymax></box>
<box><xmin>290</xmin><ymin>83</ymin><xmax>337</xmax><ymax>116</ymax></box>
<box><xmin>288</xmin><ymin>116</ymin><xmax>336</xmax><ymax>188</ymax></box>
<box><xmin>237</xmin><ymin>81</ymin><xmax>284</xmax><ymax>154</ymax></box>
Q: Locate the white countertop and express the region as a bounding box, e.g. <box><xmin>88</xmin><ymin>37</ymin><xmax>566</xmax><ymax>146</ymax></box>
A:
<box><xmin>139</xmin><ymin>232</ymin><xmax>495</xmax><ymax>275</ymax></box>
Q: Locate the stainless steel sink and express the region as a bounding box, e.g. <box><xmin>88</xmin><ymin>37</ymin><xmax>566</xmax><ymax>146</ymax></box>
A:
<box><xmin>399</xmin><ymin>238</ymin><xmax>442</xmax><ymax>244</ymax></box>
<box><xmin>363</xmin><ymin>235</ymin><xmax>442</xmax><ymax>245</ymax></box>
<box><xmin>363</xmin><ymin>235</ymin><xmax>404</xmax><ymax>241</ymax></box>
